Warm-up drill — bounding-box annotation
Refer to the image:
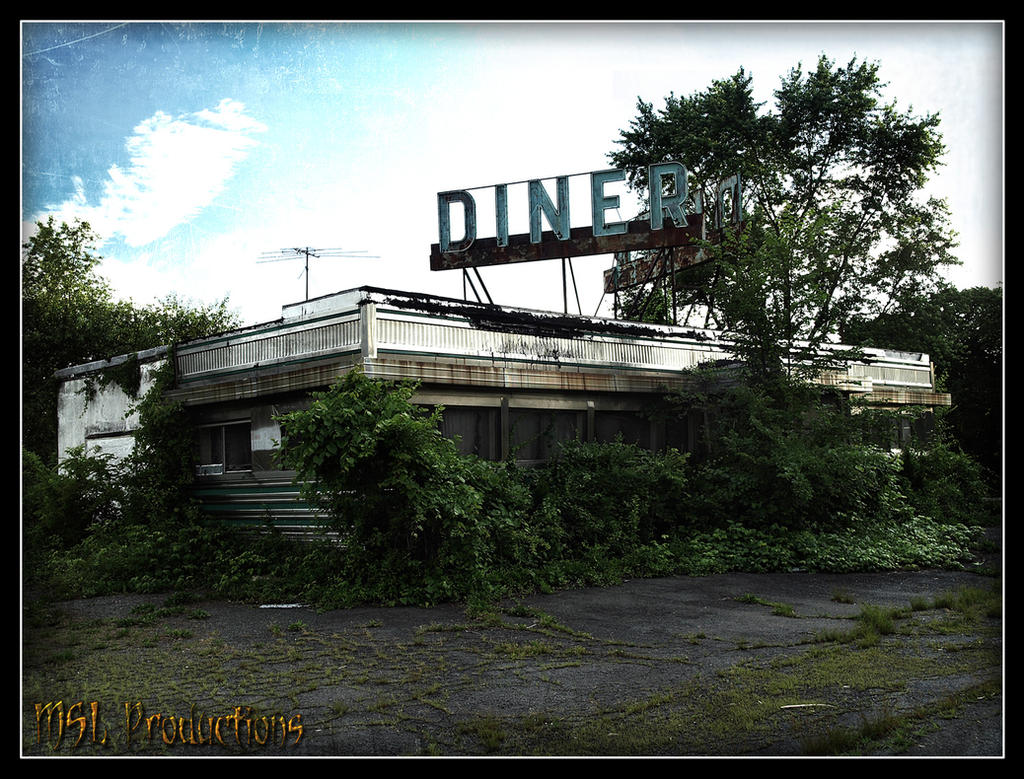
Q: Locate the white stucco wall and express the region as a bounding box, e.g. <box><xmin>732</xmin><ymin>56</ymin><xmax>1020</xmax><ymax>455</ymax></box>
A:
<box><xmin>56</xmin><ymin>359</ymin><xmax>166</xmax><ymax>463</ymax></box>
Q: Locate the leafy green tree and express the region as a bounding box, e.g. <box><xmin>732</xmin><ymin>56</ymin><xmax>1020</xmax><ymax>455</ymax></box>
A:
<box><xmin>23</xmin><ymin>219</ymin><xmax>110</xmax><ymax>460</ymax></box>
<box><xmin>844</xmin><ymin>283</ymin><xmax>1002</xmax><ymax>481</ymax></box>
<box><xmin>609</xmin><ymin>56</ymin><xmax>958</xmax><ymax>384</ymax></box>
<box><xmin>21</xmin><ymin>217</ymin><xmax>239</xmax><ymax>463</ymax></box>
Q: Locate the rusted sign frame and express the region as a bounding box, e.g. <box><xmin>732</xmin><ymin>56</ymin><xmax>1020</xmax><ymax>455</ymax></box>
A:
<box><xmin>430</xmin><ymin>216</ymin><xmax>703</xmax><ymax>272</ymax></box>
<box><xmin>603</xmin><ymin>243</ymin><xmax>707</xmax><ymax>295</ymax></box>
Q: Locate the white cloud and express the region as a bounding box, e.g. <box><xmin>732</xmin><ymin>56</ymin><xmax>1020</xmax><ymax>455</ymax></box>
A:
<box><xmin>45</xmin><ymin>99</ymin><xmax>267</xmax><ymax>248</ymax></box>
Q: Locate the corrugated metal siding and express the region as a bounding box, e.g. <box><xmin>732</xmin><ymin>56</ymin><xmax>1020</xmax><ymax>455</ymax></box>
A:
<box><xmin>375</xmin><ymin>313</ymin><xmax>725</xmax><ymax>372</ymax></box>
<box><xmin>840</xmin><ymin>363</ymin><xmax>933</xmax><ymax>388</ymax></box>
<box><xmin>171</xmin><ymin>299</ymin><xmax>941</xmax><ymax>396</ymax></box>
<box><xmin>177</xmin><ymin>316</ymin><xmax>361</xmax><ymax>381</ymax></box>
<box><xmin>192</xmin><ymin>478</ymin><xmax>326</xmax><ymax>529</ymax></box>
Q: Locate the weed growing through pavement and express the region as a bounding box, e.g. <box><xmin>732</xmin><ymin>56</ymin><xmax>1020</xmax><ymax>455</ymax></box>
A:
<box><xmin>735</xmin><ymin>593</ymin><xmax>800</xmax><ymax>618</ymax></box>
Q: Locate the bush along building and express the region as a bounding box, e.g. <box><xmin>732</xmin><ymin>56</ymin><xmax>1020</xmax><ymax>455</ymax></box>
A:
<box><xmin>55</xmin><ymin>285</ymin><xmax>950</xmax><ymax>534</ymax></box>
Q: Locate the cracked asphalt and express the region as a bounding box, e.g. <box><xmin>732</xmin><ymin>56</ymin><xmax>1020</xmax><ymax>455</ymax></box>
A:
<box><xmin>23</xmin><ymin>541</ymin><xmax>1002</xmax><ymax>758</ymax></box>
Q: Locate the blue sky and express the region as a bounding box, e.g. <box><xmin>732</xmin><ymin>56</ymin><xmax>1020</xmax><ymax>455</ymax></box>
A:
<box><xmin>21</xmin><ymin>21</ymin><xmax>1003</xmax><ymax>327</ymax></box>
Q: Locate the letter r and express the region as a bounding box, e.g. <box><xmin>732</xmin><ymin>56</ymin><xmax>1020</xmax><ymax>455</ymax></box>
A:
<box><xmin>649</xmin><ymin>162</ymin><xmax>689</xmax><ymax>229</ymax></box>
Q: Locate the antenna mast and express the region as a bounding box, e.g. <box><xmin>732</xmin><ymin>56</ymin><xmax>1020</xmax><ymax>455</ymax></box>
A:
<box><xmin>257</xmin><ymin>246</ymin><xmax>378</xmax><ymax>301</ymax></box>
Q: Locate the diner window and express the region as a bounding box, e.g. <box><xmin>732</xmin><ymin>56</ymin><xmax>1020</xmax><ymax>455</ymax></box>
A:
<box><xmin>509</xmin><ymin>409</ymin><xmax>583</xmax><ymax>462</ymax></box>
<box><xmin>196</xmin><ymin>421</ymin><xmax>252</xmax><ymax>475</ymax></box>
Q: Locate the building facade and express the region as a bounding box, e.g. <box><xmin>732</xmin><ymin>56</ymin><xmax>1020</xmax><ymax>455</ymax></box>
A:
<box><xmin>55</xmin><ymin>286</ymin><xmax>950</xmax><ymax>531</ymax></box>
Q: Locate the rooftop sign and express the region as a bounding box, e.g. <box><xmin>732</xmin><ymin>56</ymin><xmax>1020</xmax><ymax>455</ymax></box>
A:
<box><xmin>430</xmin><ymin>163</ymin><xmax>739</xmax><ymax>271</ymax></box>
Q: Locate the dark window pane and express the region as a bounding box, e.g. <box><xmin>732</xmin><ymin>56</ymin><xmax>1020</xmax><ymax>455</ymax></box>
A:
<box><xmin>198</xmin><ymin>426</ymin><xmax>223</xmax><ymax>465</ymax></box>
<box><xmin>595</xmin><ymin>412</ymin><xmax>650</xmax><ymax>449</ymax></box>
<box><xmin>224</xmin><ymin>424</ymin><xmax>252</xmax><ymax>472</ymax></box>
<box><xmin>510</xmin><ymin>409</ymin><xmax>581</xmax><ymax>461</ymax></box>
<box><xmin>440</xmin><ymin>406</ymin><xmax>499</xmax><ymax>460</ymax></box>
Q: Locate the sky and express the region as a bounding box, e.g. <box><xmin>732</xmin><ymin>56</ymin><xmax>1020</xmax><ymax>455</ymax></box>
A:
<box><xmin>21</xmin><ymin>21</ymin><xmax>1004</xmax><ymax>328</ymax></box>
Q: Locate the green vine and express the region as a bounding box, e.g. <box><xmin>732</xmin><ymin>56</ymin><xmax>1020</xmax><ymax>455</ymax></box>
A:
<box><xmin>80</xmin><ymin>352</ymin><xmax>142</xmax><ymax>406</ymax></box>
<box><xmin>123</xmin><ymin>347</ymin><xmax>205</xmax><ymax>526</ymax></box>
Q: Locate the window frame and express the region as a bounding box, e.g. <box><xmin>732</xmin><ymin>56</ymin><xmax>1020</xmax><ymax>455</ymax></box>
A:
<box><xmin>195</xmin><ymin>419</ymin><xmax>253</xmax><ymax>476</ymax></box>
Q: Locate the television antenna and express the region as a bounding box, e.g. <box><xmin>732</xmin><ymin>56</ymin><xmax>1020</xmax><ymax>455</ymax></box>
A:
<box><xmin>257</xmin><ymin>246</ymin><xmax>379</xmax><ymax>301</ymax></box>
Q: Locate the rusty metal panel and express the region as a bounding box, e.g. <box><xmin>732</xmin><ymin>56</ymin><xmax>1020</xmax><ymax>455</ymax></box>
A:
<box><xmin>603</xmin><ymin>220</ymin><xmax>748</xmax><ymax>293</ymax></box>
<box><xmin>603</xmin><ymin>245</ymin><xmax>706</xmax><ymax>293</ymax></box>
<box><xmin>429</xmin><ymin>216</ymin><xmax>703</xmax><ymax>271</ymax></box>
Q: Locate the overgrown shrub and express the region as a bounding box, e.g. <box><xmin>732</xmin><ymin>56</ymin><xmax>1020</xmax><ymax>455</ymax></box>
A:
<box><xmin>666</xmin><ymin>516</ymin><xmax>976</xmax><ymax>575</ymax></box>
<box><xmin>676</xmin><ymin>382</ymin><xmax>921</xmax><ymax>530</ymax></box>
<box><xmin>48</xmin><ymin>521</ymin><xmax>236</xmax><ymax>597</ymax></box>
<box><xmin>24</xmin><ymin>358</ymin><xmax>215</xmax><ymax>595</ymax></box>
<box><xmin>274</xmin><ymin>373</ymin><xmax>699</xmax><ymax>604</ymax></box>
<box><xmin>26</xmin><ymin>366</ymin><xmax>991</xmax><ymax>608</ymax></box>
<box><xmin>900</xmin><ymin>438</ymin><xmax>995</xmax><ymax>526</ymax></box>
<box><xmin>23</xmin><ymin>446</ymin><xmax>124</xmax><ymax>556</ymax></box>
<box><xmin>275</xmin><ymin>369</ymin><xmax>504</xmax><ymax>604</ymax></box>
<box><xmin>530</xmin><ymin>439</ymin><xmax>691</xmax><ymax>555</ymax></box>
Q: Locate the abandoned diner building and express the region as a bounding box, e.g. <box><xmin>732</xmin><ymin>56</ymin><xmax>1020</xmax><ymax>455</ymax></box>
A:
<box><xmin>53</xmin><ymin>164</ymin><xmax>952</xmax><ymax>531</ymax></box>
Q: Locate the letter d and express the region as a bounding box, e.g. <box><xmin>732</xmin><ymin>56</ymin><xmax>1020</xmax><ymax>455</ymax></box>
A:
<box><xmin>438</xmin><ymin>191</ymin><xmax>477</xmax><ymax>252</ymax></box>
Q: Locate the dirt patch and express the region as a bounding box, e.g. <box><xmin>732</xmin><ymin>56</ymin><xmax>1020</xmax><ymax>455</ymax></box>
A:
<box><xmin>23</xmin><ymin>562</ymin><xmax>1002</xmax><ymax>757</ymax></box>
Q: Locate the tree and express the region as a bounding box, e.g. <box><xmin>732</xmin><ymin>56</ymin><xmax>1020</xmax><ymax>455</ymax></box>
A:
<box><xmin>609</xmin><ymin>56</ymin><xmax>958</xmax><ymax>384</ymax></box>
<box><xmin>21</xmin><ymin>217</ymin><xmax>240</xmax><ymax>463</ymax></box>
<box><xmin>844</xmin><ymin>283</ymin><xmax>1003</xmax><ymax>481</ymax></box>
